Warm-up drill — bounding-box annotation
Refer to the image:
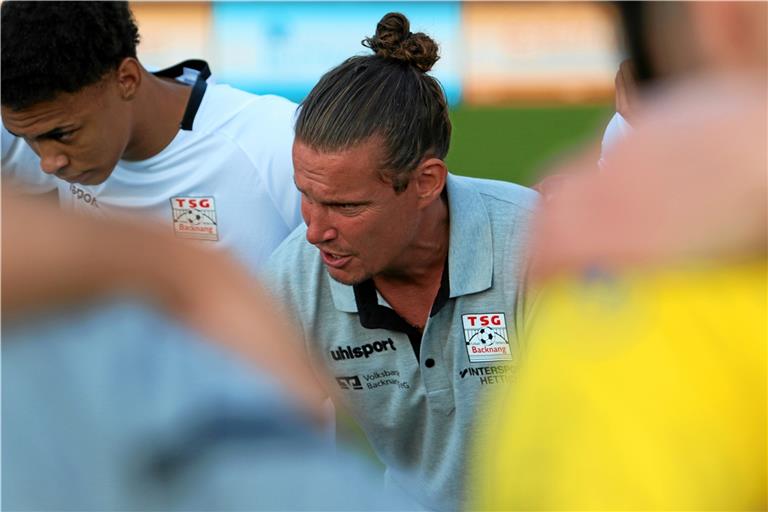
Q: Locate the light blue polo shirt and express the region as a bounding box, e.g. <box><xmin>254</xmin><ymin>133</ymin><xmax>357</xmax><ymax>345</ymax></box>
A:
<box><xmin>266</xmin><ymin>174</ymin><xmax>537</xmax><ymax>510</ymax></box>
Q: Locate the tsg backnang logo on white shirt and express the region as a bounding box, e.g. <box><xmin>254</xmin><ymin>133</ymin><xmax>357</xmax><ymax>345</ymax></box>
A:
<box><xmin>171</xmin><ymin>196</ymin><xmax>218</xmax><ymax>241</ymax></box>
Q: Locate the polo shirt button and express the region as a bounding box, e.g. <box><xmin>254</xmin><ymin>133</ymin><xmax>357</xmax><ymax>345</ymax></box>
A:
<box><xmin>425</xmin><ymin>358</ymin><xmax>435</xmax><ymax>368</ymax></box>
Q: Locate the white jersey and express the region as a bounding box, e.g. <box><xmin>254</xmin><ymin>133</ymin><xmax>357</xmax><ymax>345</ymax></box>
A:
<box><xmin>2</xmin><ymin>62</ymin><xmax>303</xmax><ymax>276</ymax></box>
<box><xmin>599</xmin><ymin>112</ymin><xmax>632</xmax><ymax>169</ymax></box>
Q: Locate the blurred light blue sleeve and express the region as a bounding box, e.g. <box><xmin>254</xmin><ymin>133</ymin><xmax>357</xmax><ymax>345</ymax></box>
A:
<box><xmin>2</xmin><ymin>299</ymin><xmax>420</xmax><ymax>511</ymax></box>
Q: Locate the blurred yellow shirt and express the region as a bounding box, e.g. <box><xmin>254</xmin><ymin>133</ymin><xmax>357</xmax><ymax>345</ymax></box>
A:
<box><xmin>471</xmin><ymin>261</ymin><xmax>767</xmax><ymax>510</ymax></box>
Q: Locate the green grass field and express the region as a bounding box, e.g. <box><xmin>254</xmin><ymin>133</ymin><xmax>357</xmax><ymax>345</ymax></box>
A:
<box><xmin>446</xmin><ymin>104</ymin><xmax>614</xmax><ymax>185</ymax></box>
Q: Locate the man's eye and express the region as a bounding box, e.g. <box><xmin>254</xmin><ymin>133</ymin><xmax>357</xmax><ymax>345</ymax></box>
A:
<box><xmin>337</xmin><ymin>204</ymin><xmax>361</xmax><ymax>214</ymax></box>
<box><xmin>49</xmin><ymin>131</ymin><xmax>74</xmax><ymax>142</ymax></box>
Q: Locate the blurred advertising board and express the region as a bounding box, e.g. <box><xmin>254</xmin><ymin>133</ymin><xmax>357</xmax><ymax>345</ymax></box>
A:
<box><xmin>132</xmin><ymin>2</ymin><xmax>620</xmax><ymax>106</ymax></box>
<box><xmin>462</xmin><ymin>2</ymin><xmax>621</xmax><ymax>104</ymax></box>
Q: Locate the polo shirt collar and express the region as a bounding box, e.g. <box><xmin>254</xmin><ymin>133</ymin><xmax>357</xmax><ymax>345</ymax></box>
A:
<box><xmin>444</xmin><ymin>174</ymin><xmax>494</xmax><ymax>297</ymax></box>
<box><xmin>328</xmin><ymin>173</ymin><xmax>493</xmax><ymax>313</ymax></box>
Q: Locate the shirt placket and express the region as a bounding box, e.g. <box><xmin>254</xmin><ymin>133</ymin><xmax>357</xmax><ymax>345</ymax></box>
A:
<box><xmin>418</xmin><ymin>317</ymin><xmax>455</xmax><ymax>415</ymax></box>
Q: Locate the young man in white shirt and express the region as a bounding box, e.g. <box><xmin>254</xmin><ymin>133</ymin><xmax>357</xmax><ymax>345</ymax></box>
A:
<box><xmin>1</xmin><ymin>1</ymin><xmax>302</xmax><ymax>274</ymax></box>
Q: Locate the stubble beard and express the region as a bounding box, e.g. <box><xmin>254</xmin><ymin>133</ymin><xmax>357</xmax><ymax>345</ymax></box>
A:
<box><xmin>325</xmin><ymin>265</ymin><xmax>372</xmax><ymax>287</ymax></box>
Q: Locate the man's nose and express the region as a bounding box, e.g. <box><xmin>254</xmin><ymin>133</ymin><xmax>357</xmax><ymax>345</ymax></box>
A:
<box><xmin>35</xmin><ymin>143</ymin><xmax>69</xmax><ymax>174</ymax></box>
<box><xmin>303</xmin><ymin>203</ymin><xmax>337</xmax><ymax>245</ymax></box>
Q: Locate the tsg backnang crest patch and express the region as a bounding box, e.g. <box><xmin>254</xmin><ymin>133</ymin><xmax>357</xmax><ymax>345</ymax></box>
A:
<box><xmin>462</xmin><ymin>313</ymin><xmax>512</xmax><ymax>363</ymax></box>
<box><xmin>171</xmin><ymin>196</ymin><xmax>218</xmax><ymax>241</ymax></box>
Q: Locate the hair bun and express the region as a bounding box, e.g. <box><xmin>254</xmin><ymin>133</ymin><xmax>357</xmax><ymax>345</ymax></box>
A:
<box><xmin>362</xmin><ymin>12</ymin><xmax>440</xmax><ymax>73</ymax></box>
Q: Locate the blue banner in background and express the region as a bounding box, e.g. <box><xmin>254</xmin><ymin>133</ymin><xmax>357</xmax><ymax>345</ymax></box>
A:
<box><xmin>211</xmin><ymin>2</ymin><xmax>462</xmax><ymax>105</ymax></box>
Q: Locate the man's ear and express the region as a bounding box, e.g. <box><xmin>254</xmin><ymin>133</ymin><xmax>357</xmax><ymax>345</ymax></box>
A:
<box><xmin>115</xmin><ymin>57</ymin><xmax>142</xmax><ymax>100</ymax></box>
<box><xmin>413</xmin><ymin>157</ymin><xmax>447</xmax><ymax>209</ymax></box>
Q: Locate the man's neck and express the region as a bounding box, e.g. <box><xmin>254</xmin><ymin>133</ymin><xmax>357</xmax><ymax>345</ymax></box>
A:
<box><xmin>372</xmin><ymin>196</ymin><xmax>450</xmax><ymax>329</ymax></box>
<box><xmin>121</xmin><ymin>69</ymin><xmax>193</xmax><ymax>161</ymax></box>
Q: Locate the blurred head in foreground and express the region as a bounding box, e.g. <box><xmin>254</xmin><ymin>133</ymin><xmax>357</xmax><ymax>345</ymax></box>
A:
<box><xmin>533</xmin><ymin>0</ymin><xmax>766</xmax><ymax>278</ymax></box>
<box><xmin>471</xmin><ymin>2</ymin><xmax>766</xmax><ymax>510</ymax></box>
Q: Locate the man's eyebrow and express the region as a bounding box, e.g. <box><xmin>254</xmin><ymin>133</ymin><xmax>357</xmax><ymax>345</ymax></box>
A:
<box><xmin>7</xmin><ymin>125</ymin><xmax>76</xmax><ymax>140</ymax></box>
<box><xmin>292</xmin><ymin>179</ymin><xmax>370</xmax><ymax>207</ymax></box>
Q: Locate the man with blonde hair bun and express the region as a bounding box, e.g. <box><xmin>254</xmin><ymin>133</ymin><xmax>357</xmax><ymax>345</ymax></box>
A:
<box><xmin>266</xmin><ymin>12</ymin><xmax>536</xmax><ymax>511</ymax></box>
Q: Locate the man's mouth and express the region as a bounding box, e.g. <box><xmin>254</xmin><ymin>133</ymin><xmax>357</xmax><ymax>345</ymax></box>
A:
<box><xmin>320</xmin><ymin>249</ymin><xmax>353</xmax><ymax>269</ymax></box>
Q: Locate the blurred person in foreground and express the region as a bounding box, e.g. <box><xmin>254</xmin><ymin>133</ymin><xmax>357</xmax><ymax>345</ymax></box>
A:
<box><xmin>470</xmin><ymin>2</ymin><xmax>766</xmax><ymax>510</ymax></box>
<box><xmin>265</xmin><ymin>12</ymin><xmax>536</xmax><ymax>511</ymax></box>
<box><xmin>1</xmin><ymin>1</ymin><xmax>302</xmax><ymax>276</ymax></box>
<box><xmin>2</xmin><ymin>192</ymin><xmax>417</xmax><ymax>511</ymax></box>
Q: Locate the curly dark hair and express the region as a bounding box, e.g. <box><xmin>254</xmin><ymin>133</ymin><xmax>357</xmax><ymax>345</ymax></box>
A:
<box><xmin>295</xmin><ymin>12</ymin><xmax>450</xmax><ymax>193</ymax></box>
<box><xmin>1</xmin><ymin>1</ymin><xmax>140</xmax><ymax>110</ymax></box>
